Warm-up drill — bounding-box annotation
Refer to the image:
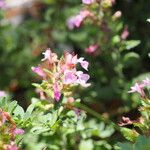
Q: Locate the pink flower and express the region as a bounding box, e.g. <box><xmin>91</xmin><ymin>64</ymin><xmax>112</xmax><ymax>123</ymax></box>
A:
<box><xmin>0</xmin><ymin>90</ymin><xmax>7</xmax><ymax>97</ymax></box>
<box><xmin>67</xmin><ymin>17</ymin><xmax>76</xmax><ymax>29</ymax></box>
<box><xmin>76</xmin><ymin>71</ymin><xmax>90</xmax><ymax>87</ymax></box>
<box><xmin>54</xmin><ymin>83</ymin><xmax>61</xmax><ymax>102</ymax></box>
<box><xmin>121</xmin><ymin>26</ymin><xmax>129</xmax><ymax>40</ymax></box>
<box><xmin>142</xmin><ymin>78</ymin><xmax>150</xmax><ymax>86</ymax></box>
<box><xmin>85</xmin><ymin>44</ymin><xmax>98</xmax><ymax>54</ymax></box>
<box><xmin>67</xmin><ymin>15</ymin><xmax>83</xmax><ymax>29</ymax></box>
<box><xmin>65</xmin><ymin>53</ymin><xmax>78</xmax><ymax>68</ymax></box>
<box><xmin>41</xmin><ymin>48</ymin><xmax>57</xmax><ymax>63</ymax></box>
<box><xmin>13</xmin><ymin>128</ymin><xmax>24</xmax><ymax>135</ymax></box>
<box><xmin>118</xmin><ymin>116</ymin><xmax>133</xmax><ymax>127</ymax></box>
<box><xmin>64</xmin><ymin>71</ymin><xmax>77</xmax><ymax>84</ymax></box>
<box><xmin>80</xmin><ymin>10</ymin><xmax>93</xmax><ymax>18</ymax></box>
<box><xmin>6</xmin><ymin>142</ymin><xmax>19</xmax><ymax>150</ymax></box>
<box><xmin>78</xmin><ymin>57</ymin><xmax>89</xmax><ymax>70</ymax></box>
<box><xmin>74</xmin><ymin>15</ymin><xmax>84</xmax><ymax>27</ymax></box>
<box><xmin>67</xmin><ymin>10</ymin><xmax>92</xmax><ymax>29</ymax></box>
<box><xmin>31</xmin><ymin>66</ymin><xmax>46</xmax><ymax>77</ymax></box>
<box><xmin>82</xmin><ymin>0</ymin><xmax>95</xmax><ymax>4</ymax></box>
<box><xmin>128</xmin><ymin>83</ymin><xmax>145</xmax><ymax>97</ymax></box>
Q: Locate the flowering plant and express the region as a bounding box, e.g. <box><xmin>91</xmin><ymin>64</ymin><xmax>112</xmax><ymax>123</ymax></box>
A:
<box><xmin>0</xmin><ymin>49</ymin><xmax>92</xmax><ymax>150</ymax></box>
<box><xmin>119</xmin><ymin>78</ymin><xmax>150</xmax><ymax>143</ymax></box>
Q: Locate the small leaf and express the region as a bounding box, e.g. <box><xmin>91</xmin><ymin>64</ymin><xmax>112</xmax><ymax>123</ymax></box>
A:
<box><xmin>8</xmin><ymin>101</ymin><xmax>18</xmax><ymax>114</ymax></box>
<box><xmin>79</xmin><ymin>140</ymin><xmax>94</xmax><ymax>150</ymax></box>
<box><xmin>125</xmin><ymin>40</ymin><xmax>141</xmax><ymax>50</ymax></box>
<box><xmin>13</xmin><ymin>105</ymin><xmax>25</xmax><ymax>119</ymax></box>
<box><xmin>147</xmin><ymin>19</ymin><xmax>150</xmax><ymax>23</ymax></box>
<box><xmin>120</xmin><ymin>127</ymin><xmax>139</xmax><ymax>142</ymax></box>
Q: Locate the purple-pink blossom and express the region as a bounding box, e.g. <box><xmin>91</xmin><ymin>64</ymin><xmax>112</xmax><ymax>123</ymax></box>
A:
<box><xmin>142</xmin><ymin>78</ymin><xmax>150</xmax><ymax>86</ymax></box>
<box><xmin>76</xmin><ymin>71</ymin><xmax>90</xmax><ymax>87</ymax></box>
<box><xmin>13</xmin><ymin>128</ymin><xmax>25</xmax><ymax>135</ymax></box>
<box><xmin>53</xmin><ymin>83</ymin><xmax>61</xmax><ymax>102</ymax></box>
<box><xmin>121</xmin><ymin>26</ymin><xmax>129</xmax><ymax>40</ymax></box>
<box><xmin>67</xmin><ymin>10</ymin><xmax>92</xmax><ymax>29</ymax></box>
<box><xmin>31</xmin><ymin>66</ymin><xmax>46</xmax><ymax>77</ymax></box>
<box><xmin>78</xmin><ymin>57</ymin><xmax>89</xmax><ymax>71</ymax></box>
<box><xmin>65</xmin><ymin>53</ymin><xmax>78</xmax><ymax>67</ymax></box>
<box><xmin>85</xmin><ymin>44</ymin><xmax>98</xmax><ymax>54</ymax></box>
<box><xmin>82</xmin><ymin>0</ymin><xmax>95</xmax><ymax>4</ymax></box>
<box><xmin>67</xmin><ymin>15</ymin><xmax>83</xmax><ymax>29</ymax></box>
<box><xmin>6</xmin><ymin>142</ymin><xmax>19</xmax><ymax>150</ymax></box>
<box><xmin>128</xmin><ymin>83</ymin><xmax>145</xmax><ymax>97</ymax></box>
<box><xmin>128</xmin><ymin>78</ymin><xmax>150</xmax><ymax>97</ymax></box>
<box><xmin>41</xmin><ymin>48</ymin><xmax>58</xmax><ymax>64</ymax></box>
<box><xmin>0</xmin><ymin>90</ymin><xmax>7</xmax><ymax>97</ymax></box>
<box><xmin>118</xmin><ymin>116</ymin><xmax>133</xmax><ymax>127</ymax></box>
<box><xmin>64</xmin><ymin>71</ymin><xmax>77</xmax><ymax>84</ymax></box>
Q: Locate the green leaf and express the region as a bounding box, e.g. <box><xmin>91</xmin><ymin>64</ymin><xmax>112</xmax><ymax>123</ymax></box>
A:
<box><xmin>125</xmin><ymin>40</ymin><xmax>141</xmax><ymax>50</ymax></box>
<box><xmin>13</xmin><ymin>105</ymin><xmax>25</xmax><ymax>119</ymax></box>
<box><xmin>0</xmin><ymin>97</ymin><xmax>7</xmax><ymax>108</ymax></box>
<box><xmin>8</xmin><ymin>101</ymin><xmax>18</xmax><ymax>114</ymax></box>
<box><xmin>147</xmin><ymin>19</ymin><xmax>150</xmax><ymax>23</ymax></box>
<box><xmin>123</xmin><ymin>52</ymin><xmax>140</xmax><ymax>67</ymax></box>
<box><xmin>79</xmin><ymin>140</ymin><xmax>94</xmax><ymax>150</ymax></box>
<box><xmin>120</xmin><ymin>127</ymin><xmax>139</xmax><ymax>142</ymax></box>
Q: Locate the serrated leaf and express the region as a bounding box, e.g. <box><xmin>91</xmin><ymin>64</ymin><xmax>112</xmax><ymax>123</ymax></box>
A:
<box><xmin>8</xmin><ymin>101</ymin><xmax>18</xmax><ymax>114</ymax></box>
<box><xmin>120</xmin><ymin>127</ymin><xmax>139</xmax><ymax>142</ymax></box>
<box><xmin>13</xmin><ymin>105</ymin><xmax>25</xmax><ymax>119</ymax></box>
<box><xmin>0</xmin><ymin>97</ymin><xmax>7</xmax><ymax>108</ymax></box>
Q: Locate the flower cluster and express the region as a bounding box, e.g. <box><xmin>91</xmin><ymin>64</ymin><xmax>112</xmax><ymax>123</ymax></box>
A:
<box><xmin>32</xmin><ymin>48</ymin><xmax>90</xmax><ymax>102</ymax></box>
<box><xmin>128</xmin><ymin>78</ymin><xmax>150</xmax><ymax>98</ymax></box>
<box><xmin>0</xmin><ymin>109</ymin><xmax>24</xmax><ymax>150</ymax></box>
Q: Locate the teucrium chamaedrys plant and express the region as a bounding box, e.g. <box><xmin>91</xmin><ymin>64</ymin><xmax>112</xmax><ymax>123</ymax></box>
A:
<box><xmin>0</xmin><ymin>48</ymin><xmax>92</xmax><ymax>150</ymax></box>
